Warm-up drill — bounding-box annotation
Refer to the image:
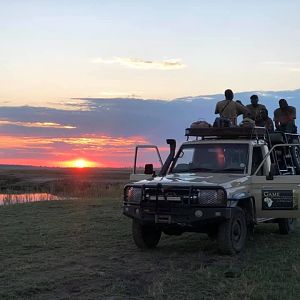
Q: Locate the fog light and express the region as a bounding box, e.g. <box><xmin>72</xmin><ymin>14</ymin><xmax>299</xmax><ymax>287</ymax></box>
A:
<box><xmin>195</xmin><ymin>210</ymin><xmax>203</xmax><ymax>218</ymax></box>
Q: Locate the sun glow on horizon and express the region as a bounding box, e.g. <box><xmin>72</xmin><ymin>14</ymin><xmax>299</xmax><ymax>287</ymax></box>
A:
<box><xmin>74</xmin><ymin>159</ymin><xmax>87</xmax><ymax>168</ymax></box>
<box><xmin>64</xmin><ymin>159</ymin><xmax>96</xmax><ymax>168</ymax></box>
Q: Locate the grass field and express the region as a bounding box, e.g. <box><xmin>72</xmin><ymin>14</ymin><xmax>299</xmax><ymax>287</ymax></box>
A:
<box><xmin>1</xmin><ymin>197</ymin><xmax>300</xmax><ymax>300</ymax></box>
<box><xmin>0</xmin><ymin>167</ymin><xmax>130</xmax><ymax>199</ymax></box>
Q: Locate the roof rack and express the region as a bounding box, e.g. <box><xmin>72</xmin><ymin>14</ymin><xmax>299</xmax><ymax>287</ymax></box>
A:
<box><xmin>185</xmin><ymin>126</ymin><xmax>268</xmax><ymax>140</ymax></box>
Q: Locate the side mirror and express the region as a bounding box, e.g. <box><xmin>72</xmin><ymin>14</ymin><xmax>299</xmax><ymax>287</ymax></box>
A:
<box><xmin>144</xmin><ymin>164</ymin><xmax>154</xmax><ymax>175</ymax></box>
<box><xmin>266</xmin><ymin>163</ymin><xmax>276</xmax><ymax>180</ymax></box>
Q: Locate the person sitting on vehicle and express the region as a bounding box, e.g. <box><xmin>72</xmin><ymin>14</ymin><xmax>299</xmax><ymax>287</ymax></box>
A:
<box><xmin>256</xmin><ymin>108</ymin><xmax>274</xmax><ymax>132</ymax></box>
<box><xmin>274</xmin><ymin>99</ymin><xmax>297</xmax><ymax>133</ymax></box>
<box><xmin>246</xmin><ymin>94</ymin><xmax>266</xmax><ymax>125</ymax></box>
<box><xmin>215</xmin><ymin>89</ymin><xmax>249</xmax><ymax>126</ymax></box>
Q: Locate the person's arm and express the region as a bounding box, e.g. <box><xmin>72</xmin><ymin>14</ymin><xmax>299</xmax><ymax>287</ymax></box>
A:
<box><xmin>292</xmin><ymin>107</ymin><xmax>296</xmax><ymax>119</ymax></box>
<box><xmin>284</xmin><ymin>107</ymin><xmax>296</xmax><ymax>123</ymax></box>
<box><xmin>215</xmin><ymin>103</ymin><xmax>219</xmax><ymax>114</ymax></box>
<box><xmin>236</xmin><ymin>102</ymin><xmax>250</xmax><ymax>117</ymax></box>
<box><xmin>274</xmin><ymin>110</ymin><xmax>280</xmax><ymax>129</ymax></box>
<box><xmin>268</xmin><ymin>118</ymin><xmax>275</xmax><ymax>133</ymax></box>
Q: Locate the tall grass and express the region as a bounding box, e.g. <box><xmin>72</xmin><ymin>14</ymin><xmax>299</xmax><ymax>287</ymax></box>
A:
<box><xmin>48</xmin><ymin>181</ymin><xmax>124</xmax><ymax>199</ymax></box>
<box><xmin>0</xmin><ymin>181</ymin><xmax>124</xmax><ymax>205</ymax></box>
<box><xmin>0</xmin><ymin>168</ymin><xmax>129</xmax><ymax>204</ymax></box>
<box><xmin>1</xmin><ymin>193</ymin><xmax>58</xmax><ymax>205</ymax></box>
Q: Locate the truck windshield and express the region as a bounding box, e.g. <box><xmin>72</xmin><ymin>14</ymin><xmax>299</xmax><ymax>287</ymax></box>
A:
<box><xmin>171</xmin><ymin>144</ymin><xmax>249</xmax><ymax>174</ymax></box>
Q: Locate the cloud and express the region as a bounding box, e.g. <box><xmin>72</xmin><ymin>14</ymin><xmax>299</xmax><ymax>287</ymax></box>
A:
<box><xmin>0</xmin><ymin>134</ymin><xmax>148</xmax><ymax>150</ymax></box>
<box><xmin>0</xmin><ymin>101</ymin><xmax>11</xmax><ymax>105</ymax></box>
<box><xmin>260</xmin><ymin>61</ymin><xmax>300</xmax><ymax>73</ymax></box>
<box><xmin>256</xmin><ymin>92</ymin><xmax>272</xmax><ymax>97</ymax></box>
<box><xmin>98</xmin><ymin>91</ymin><xmax>141</xmax><ymax>98</ymax></box>
<box><xmin>0</xmin><ymin>134</ymin><xmax>149</xmax><ymax>167</ymax></box>
<box><xmin>50</xmin><ymin>135</ymin><xmax>148</xmax><ymax>148</ymax></box>
<box><xmin>92</xmin><ymin>56</ymin><xmax>186</xmax><ymax>70</ymax></box>
<box><xmin>261</xmin><ymin>61</ymin><xmax>300</xmax><ymax>70</ymax></box>
<box><xmin>46</xmin><ymin>99</ymin><xmax>92</xmax><ymax>111</ymax></box>
<box><xmin>0</xmin><ymin>120</ymin><xmax>76</xmax><ymax>129</ymax></box>
<box><xmin>287</xmin><ymin>67</ymin><xmax>300</xmax><ymax>72</ymax></box>
<box><xmin>261</xmin><ymin>61</ymin><xmax>300</xmax><ymax>65</ymax></box>
<box><xmin>2</xmin><ymin>89</ymin><xmax>300</xmax><ymax>167</ymax></box>
<box><xmin>260</xmin><ymin>61</ymin><xmax>287</xmax><ymax>65</ymax></box>
<box><xmin>196</xmin><ymin>96</ymin><xmax>214</xmax><ymax>100</ymax></box>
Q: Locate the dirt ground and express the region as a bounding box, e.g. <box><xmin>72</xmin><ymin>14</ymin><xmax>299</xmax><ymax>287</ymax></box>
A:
<box><xmin>1</xmin><ymin>197</ymin><xmax>300</xmax><ymax>299</ymax></box>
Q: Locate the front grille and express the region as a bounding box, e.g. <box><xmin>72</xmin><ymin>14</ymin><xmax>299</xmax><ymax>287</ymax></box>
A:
<box><xmin>197</xmin><ymin>189</ymin><xmax>226</xmax><ymax>206</ymax></box>
<box><xmin>124</xmin><ymin>186</ymin><xmax>142</xmax><ymax>203</ymax></box>
<box><xmin>124</xmin><ymin>185</ymin><xmax>227</xmax><ymax>207</ymax></box>
<box><xmin>144</xmin><ymin>187</ymin><xmax>189</xmax><ymax>202</ymax></box>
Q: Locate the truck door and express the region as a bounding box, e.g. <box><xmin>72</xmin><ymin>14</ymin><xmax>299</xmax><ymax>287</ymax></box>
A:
<box><xmin>130</xmin><ymin>145</ymin><xmax>163</xmax><ymax>181</ymax></box>
<box><xmin>251</xmin><ymin>144</ymin><xmax>300</xmax><ymax>219</ymax></box>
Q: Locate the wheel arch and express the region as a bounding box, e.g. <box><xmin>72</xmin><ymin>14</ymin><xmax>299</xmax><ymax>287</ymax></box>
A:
<box><xmin>229</xmin><ymin>195</ymin><xmax>256</xmax><ymax>225</ymax></box>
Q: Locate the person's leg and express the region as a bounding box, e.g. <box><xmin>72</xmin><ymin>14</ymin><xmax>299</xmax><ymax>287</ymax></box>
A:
<box><xmin>285</xmin><ymin>122</ymin><xmax>297</xmax><ymax>133</ymax></box>
<box><xmin>277</xmin><ymin>124</ymin><xmax>287</xmax><ymax>132</ymax></box>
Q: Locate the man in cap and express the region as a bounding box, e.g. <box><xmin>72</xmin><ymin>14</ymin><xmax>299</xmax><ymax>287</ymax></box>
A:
<box><xmin>246</xmin><ymin>95</ymin><xmax>266</xmax><ymax>125</ymax></box>
<box><xmin>215</xmin><ymin>89</ymin><xmax>249</xmax><ymax>126</ymax></box>
<box><xmin>274</xmin><ymin>99</ymin><xmax>297</xmax><ymax>133</ymax></box>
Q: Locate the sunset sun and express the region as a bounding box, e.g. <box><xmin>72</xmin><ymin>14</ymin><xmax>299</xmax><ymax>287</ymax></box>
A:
<box><xmin>62</xmin><ymin>159</ymin><xmax>96</xmax><ymax>168</ymax></box>
<box><xmin>74</xmin><ymin>159</ymin><xmax>87</xmax><ymax>168</ymax></box>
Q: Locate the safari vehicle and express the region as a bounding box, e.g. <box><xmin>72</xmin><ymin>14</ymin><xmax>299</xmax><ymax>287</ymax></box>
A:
<box><xmin>123</xmin><ymin>127</ymin><xmax>300</xmax><ymax>254</ymax></box>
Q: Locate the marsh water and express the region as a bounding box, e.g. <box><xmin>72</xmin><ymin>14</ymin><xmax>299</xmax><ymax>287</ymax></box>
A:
<box><xmin>0</xmin><ymin>193</ymin><xmax>60</xmax><ymax>205</ymax></box>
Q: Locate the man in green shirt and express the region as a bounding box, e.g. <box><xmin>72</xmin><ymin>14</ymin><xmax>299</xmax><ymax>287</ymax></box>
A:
<box><xmin>215</xmin><ymin>89</ymin><xmax>249</xmax><ymax>126</ymax></box>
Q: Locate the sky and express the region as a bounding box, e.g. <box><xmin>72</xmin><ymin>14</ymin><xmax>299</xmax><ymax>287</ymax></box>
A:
<box><xmin>0</xmin><ymin>1</ymin><xmax>300</xmax><ymax>167</ymax></box>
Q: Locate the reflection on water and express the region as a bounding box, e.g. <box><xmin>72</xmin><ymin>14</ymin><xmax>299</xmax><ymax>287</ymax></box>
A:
<box><xmin>0</xmin><ymin>193</ymin><xmax>59</xmax><ymax>205</ymax></box>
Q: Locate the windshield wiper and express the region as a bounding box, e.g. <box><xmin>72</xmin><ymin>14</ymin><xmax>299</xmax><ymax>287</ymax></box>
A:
<box><xmin>172</xmin><ymin>167</ymin><xmax>216</xmax><ymax>173</ymax></box>
<box><xmin>188</xmin><ymin>168</ymin><xmax>217</xmax><ymax>172</ymax></box>
<box><xmin>213</xmin><ymin>168</ymin><xmax>244</xmax><ymax>173</ymax></box>
<box><xmin>173</xmin><ymin>167</ymin><xmax>245</xmax><ymax>174</ymax></box>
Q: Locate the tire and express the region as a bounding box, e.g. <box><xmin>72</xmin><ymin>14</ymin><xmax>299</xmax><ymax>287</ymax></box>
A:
<box><xmin>217</xmin><ymin>207</ymin><xmax>247</xmax><ymax>255</ymax></box>
<box><xmin>291</xmin><ymin>145</ymin><xmax>300</xmax><ymax>174</ymax></box>
<box><xmin>278</xmin><ymin>218</ymin><xmax>297</xmax><ymax>234</ymax></box>
<box><xmin>132</xmin><ymin>219</ymin><xmax>161</xmax><ymax>249</ymax></box>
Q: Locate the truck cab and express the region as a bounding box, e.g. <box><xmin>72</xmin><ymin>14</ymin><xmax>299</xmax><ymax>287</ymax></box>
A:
<box><xmin>123</xmin><ymin>127</ymin><xmax>300</xmax><ymax>254</ymax></box>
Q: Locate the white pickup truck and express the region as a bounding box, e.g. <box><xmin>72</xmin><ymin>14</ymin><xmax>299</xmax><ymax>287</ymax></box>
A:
<box><xmin>123</xmin><ymin>127</ymin><xmax>300</xmax><ymax>254</ymax></box>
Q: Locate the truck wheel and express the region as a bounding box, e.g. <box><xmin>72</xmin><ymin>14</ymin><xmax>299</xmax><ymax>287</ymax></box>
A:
<box><xmin>278</xmin><ymin>218</ymin><xmax>297</xmax><ymax>234</ymax></box>
<box><xmin>132</xmin><ymin>219</ymin><xmax>161</xmax><ymax>249</ymax></box>
<box><xmin>217</xmin><ymin>207</ymin><xmax>247</xmax><ymax>255</ymax></box>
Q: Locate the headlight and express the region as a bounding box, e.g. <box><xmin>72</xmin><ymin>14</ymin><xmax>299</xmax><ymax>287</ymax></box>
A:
<box><xmin>125</xmin><ymin>187</ymin><xmax>142</xmax><ymax>203</ymax></box>
<box><xmin>197</xmin><ymin>189</ymin><xmax>226</xmax><ymax>206</ymax></box>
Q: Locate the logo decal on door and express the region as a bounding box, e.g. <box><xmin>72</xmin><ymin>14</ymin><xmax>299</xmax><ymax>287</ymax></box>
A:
<box><xmin>262</xmin><ymin>190</ymin><xmax>298</xmax><ymax>210</ymax></box>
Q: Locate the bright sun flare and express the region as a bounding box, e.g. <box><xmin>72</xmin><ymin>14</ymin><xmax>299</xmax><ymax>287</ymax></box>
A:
<box><xmin>62</xmin><ymin>158</ymin><xmax>96</xmax><ymax>168</ymax></box>
<box><xmin>73</xmin><ymin>159</ymin><xmax>88</xmax><ymax>168</ymax></box>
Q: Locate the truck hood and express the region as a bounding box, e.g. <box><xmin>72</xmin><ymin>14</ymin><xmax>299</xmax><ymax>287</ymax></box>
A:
<box><xmin>136</xmin><ymin>172</ymin><xmax>250</xmax><ymax>190</ymax></box>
